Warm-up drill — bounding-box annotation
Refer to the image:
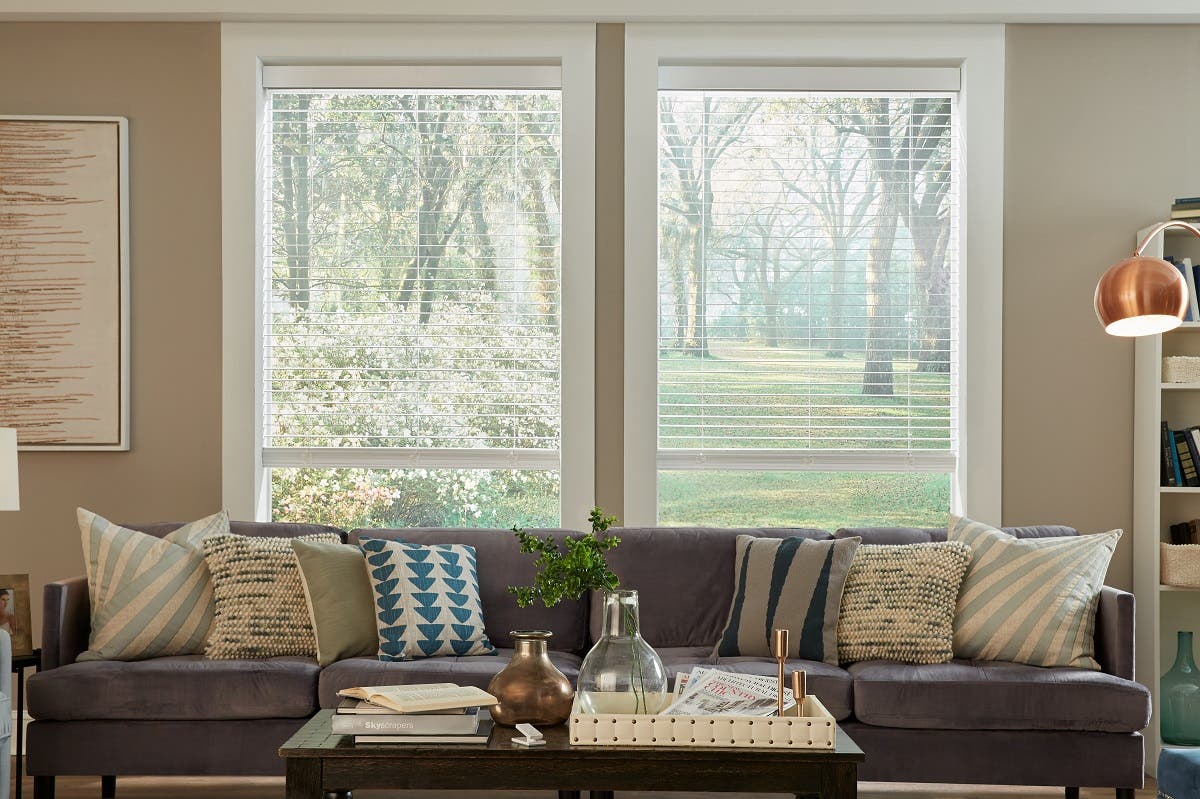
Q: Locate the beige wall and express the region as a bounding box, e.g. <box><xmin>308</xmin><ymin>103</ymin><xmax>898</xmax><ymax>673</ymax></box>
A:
<box><xmin>0</xmin><ymin>23</ymin><xmax>223</xmax><ymax>639</ymax></box>
<box><xmin>1004</xmin><ymin>25</ymin><xmax>1200</xmax><ymax>590</ymax></box>
<box><xmin>0</xmin><ymin>21</ymin><xmax>1191</xmax><ymax>646</ymax></box>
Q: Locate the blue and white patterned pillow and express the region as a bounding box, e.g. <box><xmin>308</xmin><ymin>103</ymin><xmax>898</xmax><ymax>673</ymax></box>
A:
<box><xmin>360</xmin><ymin>538</ymin><xmax>496</xmax><ymax>661</ymax></box>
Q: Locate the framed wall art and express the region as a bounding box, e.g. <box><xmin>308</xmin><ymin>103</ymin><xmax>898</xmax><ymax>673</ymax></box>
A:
<box><xmin>0</xmin><ymin>115</ymin><xmax>130</xmax><ymax>450</ymax></box>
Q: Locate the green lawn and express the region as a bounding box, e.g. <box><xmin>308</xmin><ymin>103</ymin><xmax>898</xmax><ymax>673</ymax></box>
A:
<box><xmin>656</xmin><ymin>341</ymin><xmax>953</xmax><ymax>528</ymax></box>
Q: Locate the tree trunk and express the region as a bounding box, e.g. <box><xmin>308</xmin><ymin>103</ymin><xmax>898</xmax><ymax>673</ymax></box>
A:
<box><xmin>862</xmin><ymin>191</ymin><xmax>898</xmax><ymax>396</ymax></box>
<box><xmin>279</xmin><ymin>95</ymin><xmax>312</xmax><ymax>310</ymax></box>
<box><xmin>825</xmin><ymin>237</ymin><xmax>848</xmax><ymax>358</ymax></box>
<box><xmin>914</xmin><ymin>215</ymin><xmax>951</xmax><ymax>374</ymax></box>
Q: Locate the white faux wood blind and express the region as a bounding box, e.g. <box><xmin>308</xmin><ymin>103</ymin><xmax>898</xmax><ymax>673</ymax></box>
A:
<box><xmin>656</xmin><ymin>90</ymin><xmax>959</xmax><ymax>467</ymax></box>
<box><xmin>263</xmin><ymin>88</ymin><xmax>562</xmax><ymax>457</ymax></box>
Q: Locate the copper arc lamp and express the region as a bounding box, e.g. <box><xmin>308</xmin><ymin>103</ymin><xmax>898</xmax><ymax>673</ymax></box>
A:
<box><xmin>1095</xmin><ymin>221</ymin><xmax>1200</xmax><ymax>336</ymax></box>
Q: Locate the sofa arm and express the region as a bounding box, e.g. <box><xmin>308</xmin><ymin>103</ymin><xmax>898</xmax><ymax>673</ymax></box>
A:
<box><xmin>42</xmin><ymin>577</ymin><xmax>89</xmax><ymax>670</ymax></box>
<box><xmin>1095</xmin><ymin>585</ymin><xmax>1134</xmax><ymax>681</ymax></box>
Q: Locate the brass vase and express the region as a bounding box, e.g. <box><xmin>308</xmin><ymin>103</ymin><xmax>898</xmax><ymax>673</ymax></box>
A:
<box><xmin>487</xmin><ymin>630</ymin><xmax>575</xmax><ymax>726</ymax></box>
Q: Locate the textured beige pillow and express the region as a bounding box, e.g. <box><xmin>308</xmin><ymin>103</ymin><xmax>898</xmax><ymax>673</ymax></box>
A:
<box><xmin>837</xmin><ymin>542</ymin><xmax>972</xmax><ymax>665</ymax></box>
<box><xmin>292</xmin><ymin>539</ymin><xmax>378</xmax><ymax>667</ymax></box>
<box><xmin>201</xmin><ymin>533</ymin><xmax>341</xmax><ymax>659</ymax></box>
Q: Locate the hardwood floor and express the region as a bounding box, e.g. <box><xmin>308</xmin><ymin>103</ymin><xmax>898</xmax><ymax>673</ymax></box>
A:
<box><xmin>7</xmin><ymin>770</ymin><xmax>1159</xmax><ymax>799</ymax></box>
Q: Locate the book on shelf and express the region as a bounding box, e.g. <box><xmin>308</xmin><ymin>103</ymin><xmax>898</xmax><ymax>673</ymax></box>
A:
<box><xmin>1169</xmin><ymin>520</ymin><xmax>1200</xmax><ymax>546</ymax></box>
<box><xmin>1166</xmin><ymin>257</ymin><xmax>1199</xmax><ymax>321</ymax></box>
<box><xmin>353</xmin><ymin>715</ymin><xmax>493</xmax><ymax>745</ymax></box>
<box><xmin>1164</xmin><ymin>421</ymin><xmax>1178</xmax><ymax>487</ymax></box>
<box><xmin>331</xmin><ymin>701</ymin><xmax>482</xmax><ymax>736</ymax></box>
<box><xmin>1177</xmin><ymin>431</ymin><xmax>1200</xmax><ymax>487</ymax></box>
<box><xmin>336</xmin><ymin>683</ymin><xmax>498</xmax><ymax>714</ymax></box>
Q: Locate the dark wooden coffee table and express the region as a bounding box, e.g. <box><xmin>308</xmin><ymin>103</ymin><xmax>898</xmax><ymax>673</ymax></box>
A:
<box><xmin>280</xmin><ymin>710</ymin><xmax>863</xmax><ymax>799</ymax></box>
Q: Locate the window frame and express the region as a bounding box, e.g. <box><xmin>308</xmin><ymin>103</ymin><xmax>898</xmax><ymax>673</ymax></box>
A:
<box><xmin>623</xmin><ymin>23</ymin><xmax>1004</xmax><ymax>526</ymax></box>
<box><xmin>221</xmin><ymin>23</ymin><xmax>596</xmax><ymax>527</ymax></box>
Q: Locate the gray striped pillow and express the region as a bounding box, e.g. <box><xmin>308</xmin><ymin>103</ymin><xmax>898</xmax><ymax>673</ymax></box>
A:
<box><xmin>713</xmin><ymin>535</ymin><xmax>860</xmax><ymax>665</ymax></box>
<box><xmin>950</xmin><ymin>515</ymin><xmax>1121</xmax><ymax>670</ymax></box>
<box><xmin>78</xmin><ymin>508</ymin><xmax>230</xmax><ymax>662</ymax></box>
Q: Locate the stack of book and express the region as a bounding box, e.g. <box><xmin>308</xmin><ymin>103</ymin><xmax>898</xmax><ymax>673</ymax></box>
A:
<box><xmin>1171</xmin><ymin>196</ymin><xmax>1200</xmax><ymax>221</ymax></box>
<box><xmin>1162</xmin><ymin>422</ymin><xmax>1200</xmax><ymax>487</ymax></box>
<box><xmin>334</xmin><ymin>683</ymin><xmax>497</xmax><ymax>744</ymax></box>
<box><xmin>1168</xmin><ymin>519</ymin><xmax>1200</xmax><ymax>546</ymax></box>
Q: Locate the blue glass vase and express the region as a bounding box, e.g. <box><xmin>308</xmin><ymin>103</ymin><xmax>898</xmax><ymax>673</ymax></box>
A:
<box><xmin>1162</xmin><ymin>631</ymin><xmax>1200</xmax><ymax>745</ymax></box>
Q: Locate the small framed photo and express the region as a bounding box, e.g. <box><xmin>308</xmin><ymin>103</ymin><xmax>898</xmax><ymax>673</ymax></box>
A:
<box><xmin>0</xmin><ymin>574</ymin><xmax>33</xmax><ymax>655</ymax></box>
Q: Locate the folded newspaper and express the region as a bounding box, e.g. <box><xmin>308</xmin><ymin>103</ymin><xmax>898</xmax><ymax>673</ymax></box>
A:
<box><xmin>662</xmin><ymin>667</ymin><xmax>796</xmax><ymax>717</ymax></box>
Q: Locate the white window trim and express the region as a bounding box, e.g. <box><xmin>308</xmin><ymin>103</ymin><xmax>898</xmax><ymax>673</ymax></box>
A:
<box><xmin>221</xmin><ymin>23</ymin><xmax>596</xmax><ymax>528</ymax></box>
<box><xmin>623</xmin><ymin>23</ymin><xmax>1004</xmax><ymax>526</ymax></box>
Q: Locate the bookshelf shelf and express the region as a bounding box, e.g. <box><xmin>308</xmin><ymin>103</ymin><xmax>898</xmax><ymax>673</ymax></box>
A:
<box><xmin>1134</xmin><ymin>222</ymin><xmax>1200</xmax><ymax>778</ymax></box>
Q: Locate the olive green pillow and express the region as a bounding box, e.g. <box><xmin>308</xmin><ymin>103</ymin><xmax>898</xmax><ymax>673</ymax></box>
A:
<box><xmin>291</xmin><ymin>539</ymin><xmax>378</xmax><ymax>667</ymax></box>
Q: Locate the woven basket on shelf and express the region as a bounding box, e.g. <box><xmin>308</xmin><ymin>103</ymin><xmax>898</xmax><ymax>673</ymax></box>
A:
<box><xmin>1163</xmin><ymin>356</ymin><xmax>1200</xmax><ymax>383</ymax></box>
<box><xmin>1162</xmin><ymin>542</ymin><xmax>1200</xmax><ymax>588</ymax></box>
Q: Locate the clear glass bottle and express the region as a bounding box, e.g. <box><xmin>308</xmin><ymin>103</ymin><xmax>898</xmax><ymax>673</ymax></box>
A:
<box><xmin>577</xmin><ymin>590</ymin><xmax>668</xmax><ymax>715</ymax></box>
<box><xmin>1162</xmin><ymin>630</ymin><xmax>1200</xmax><ymax>745</ymax></box>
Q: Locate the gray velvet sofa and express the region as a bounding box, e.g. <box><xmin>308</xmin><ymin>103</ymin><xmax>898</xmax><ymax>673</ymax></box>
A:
<box><xmin>25</xmin><ymin>522</ymin><xmax>1150</xmax><ymax>799</ymax></box>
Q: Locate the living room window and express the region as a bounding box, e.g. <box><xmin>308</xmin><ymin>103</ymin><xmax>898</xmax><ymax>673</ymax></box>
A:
<box><xmin>223</xmin><ymin>27</ymin><xmax>596</xmax><ymax>528</ymax></box>
<box><xmin>623</xmin><ymin>28</ymin><xmax>1004</xmax><ymax>527</ymax></box>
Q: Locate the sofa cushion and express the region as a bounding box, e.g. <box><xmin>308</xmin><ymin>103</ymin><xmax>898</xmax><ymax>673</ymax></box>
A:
<box><xmin>27</xmin><ymin>656</ymin><xmax>319</xmax><ymax>721</ymax></box>
<box><xmin>594</xmin><ymin>527</ymin><xmax>833</xmax><ymax>649</ymax></box>
<box><xmin>834</xmin><ymin>524</ymin><xmax>1078</xmax><ymax>544</ymax></box>
<box><xmin>292</xmin><ymin>539</ymin><xmax>378</xmax><ymax>667</ymax></box>
<box><xmin>849</xmin><ymin>659</ymin><xmax>1150</xmax><ymax>733</ymax></box>
<box><xmin>318</xmin><ymin>650</ymin><xmax>584</xmax><ymax>708</ymax></box>
<box><xmin>202</xmin><ymin>533</ymin><xmax>342</xmax><ymax>659</ymax></box>
<box><xmin>950</xmin><ymin>515</ymin><xmax>1120</xmax><ymax>670</ymax></box>
<box><xmin>349</xmin><ymin>529</ymin><xmax>588</xmax><ymax>652</ymax></box>
<box><xmin>360</xmin><ymin>538</ymin><xmax>495</xmax><ymax>661</ymax></box>
<box><xmin>657</xmin><ymin>655</ymin><xmax>853</xmax><ymax>722</ymax></box>
<box><xmin>77</xmin><ymin>508</ymin><xmax>228</xmax><ymax>662</ymax></box>
<box><xmin>714</xmin><ymin>535</ymin><xmax>859</xmax><ymax>665</ymax></box>
<box><xmin>837</xmin><ymin>541</ymin><xmax>972</xmax><ymax>666</ymax></box>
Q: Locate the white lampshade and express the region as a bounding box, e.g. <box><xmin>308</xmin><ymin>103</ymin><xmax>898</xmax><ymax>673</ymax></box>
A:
<box><xmin>0</xmin><ymin>428</ymin><xmax>18</xmax><ymax>511</ymax></box>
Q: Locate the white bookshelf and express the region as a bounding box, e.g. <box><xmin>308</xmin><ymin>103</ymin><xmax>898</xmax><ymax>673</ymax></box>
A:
<box><xmin>1133</xmin><ymin>225</ymin><xmax>1200</xmax><ymax>777</ymax></box>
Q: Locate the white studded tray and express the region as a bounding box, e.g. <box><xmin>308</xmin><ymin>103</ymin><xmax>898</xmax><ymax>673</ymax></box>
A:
<box><xmin>568</xmin><ymin>695</ymin><xmax>837</xmax><ymax>750</ymax></box>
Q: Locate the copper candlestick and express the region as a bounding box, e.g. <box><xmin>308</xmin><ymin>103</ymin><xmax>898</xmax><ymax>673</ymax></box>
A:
<box><xmin>791</xmin><ymin>669</ymin><xmax>806</xmax><ymax>715</ymax></box>
<box><xmin>772</xmin><ymin>628</ymin><xmax>789</xmax><ymax>716</ymax></box>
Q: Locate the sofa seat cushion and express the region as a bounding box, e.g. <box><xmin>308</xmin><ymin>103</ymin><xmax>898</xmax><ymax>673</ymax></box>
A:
<box><xmin>318</xmin><ymin>650</ymin><xmax>584</xmax><ymax>708</ymax></box>
<box><xmin>849</xmin><ymin>659</ymin><xmax>1150</xmax><ymax>733</ymax></box>
<box><xmin>27</xmin><ymin>656</ymin><xmax>319</xmax><ymax>721</ymax></box>
<box><xmin>656</xmin><ymin>655</ymin><xmax>853</xmax><ymax>721</ymax></box>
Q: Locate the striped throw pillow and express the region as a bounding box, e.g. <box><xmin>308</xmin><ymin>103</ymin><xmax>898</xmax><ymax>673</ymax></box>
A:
<box><xmin>714</xmin><ymin>535</ymin><xmax>860</xmax><ymax>665</ymax></box>
<box><xmin>78</xmin><ymin>508</ymin><xmax>230</xmax><ymax>662</ymax></box>
<box><xmin>950</xmin><ymin>515</ymin><xmax>1121</xmax><ymax>670</ymax></box>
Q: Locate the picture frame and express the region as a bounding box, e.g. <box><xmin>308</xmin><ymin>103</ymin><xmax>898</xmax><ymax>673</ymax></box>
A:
<box><xmin>0</xmin><ymin>115</ymin><xmax>131</xmax><ymax>451</ymax></box>
<box><xmin>0</xmin><ymin>573</ymin><xmax>33</xmax><ymax>655</ymax></box>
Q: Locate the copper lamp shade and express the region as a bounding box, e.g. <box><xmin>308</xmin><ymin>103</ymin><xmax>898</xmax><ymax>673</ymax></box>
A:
<box><xmin>1095</xmin><ymin>221</ymin><xmax>1200</xmax><ymax>337</ymax></box>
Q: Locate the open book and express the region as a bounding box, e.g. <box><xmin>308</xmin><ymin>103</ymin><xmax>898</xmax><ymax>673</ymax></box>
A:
<box><xmin>337</xmin><ymin>683</ymin><xmax>498</xmax><ymax>714</ymax></box>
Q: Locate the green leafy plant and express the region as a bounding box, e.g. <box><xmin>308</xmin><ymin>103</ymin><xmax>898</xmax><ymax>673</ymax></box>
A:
<box><xmin>508</xmin><ymin>507</ymin><xmax>621</xmax><ymax>607</ymax></box>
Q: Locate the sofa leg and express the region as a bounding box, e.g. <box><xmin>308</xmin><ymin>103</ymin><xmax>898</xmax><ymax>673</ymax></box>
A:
<box><xmin>1065</xmin><ymin>789</ymin><xmax>1079</xmax><ymax>799</ymax></box>
<box><xmin>559</xmin><ymin>792</ymin><xmax>581</xmax><ymax>799</ymax></box>
<box><xmin>101</xmin><ymin>776</ymin><xmax>115</xmax><ymax>799</ymax></box>
<box><xmin>1115</xmin><ymin>790</ymin><xmax>1135</xmax><ymax>799</ymax></box>
<box><xmin>33</xmin><ymin>777</ymin><xmax>54</xmax><ymax>799</ymax></box>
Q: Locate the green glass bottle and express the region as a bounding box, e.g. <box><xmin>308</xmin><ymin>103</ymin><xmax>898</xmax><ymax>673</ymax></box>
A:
<box><xmin>1162</xmin><ymin>631</ymin><xmax>1200</xmax><ymax>745</ymax></box>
